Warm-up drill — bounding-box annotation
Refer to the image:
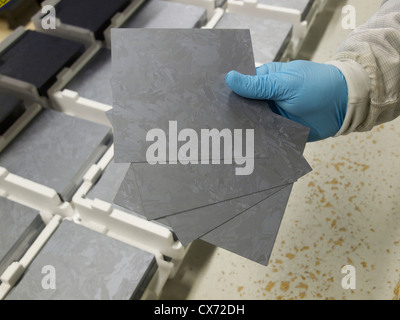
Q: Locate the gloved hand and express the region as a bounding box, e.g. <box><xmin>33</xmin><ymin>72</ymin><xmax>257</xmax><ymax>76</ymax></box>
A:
<box><xmin>225</xmin><ymin>60</ymin><xmax>349</xmax><ymax>142</ymax></box>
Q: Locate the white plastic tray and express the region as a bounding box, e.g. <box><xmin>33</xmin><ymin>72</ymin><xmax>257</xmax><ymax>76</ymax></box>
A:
<box><xmin>0</xmin><ymin>168</ymin><xmax>74</xmax><ymax>223</ymax></box>
<box><xmin>0</xmin><ymin>214</ymin><xmax>62</xmax><ymax>299</ymax></box>
<box><xmin>0</xmin><ymin>102</ymin><xmax>42</xmax><ymax>154</ymax></box>
<box><xmin>0</xmin><ymin>212</ymin><xmax>177</xmax><ymax>299</ymax></box>
<box><xmin>72</xmin><ymin>146</ymin><xmax>189</xmax><ymax>297</ymax></box>
<box><xmin>32</xmin><ymin>0</ymin><xmax>147</xmax><ymax>47</ymax></box>
<box><xmin>226</xmin><ymin>0</ymin><xmax>327</xmax><ymax>57</ymax></box>
<box><xmin>0</xmin><ymin>27</ymin><xmax>101</xmax><ymax>111</ymax></box>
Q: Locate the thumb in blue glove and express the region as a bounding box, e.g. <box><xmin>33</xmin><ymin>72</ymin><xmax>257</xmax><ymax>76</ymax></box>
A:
<box><xmin>225</xmin><ymin>60</ymin><xmax>348</xmax><ymax>142</ymax></box>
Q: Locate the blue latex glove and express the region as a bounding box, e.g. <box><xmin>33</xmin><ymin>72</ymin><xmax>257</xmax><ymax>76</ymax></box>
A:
<box><xmin>225</xmin><ymin>60</ymin><xmax>349</xmax><ymax>142</ymax></box>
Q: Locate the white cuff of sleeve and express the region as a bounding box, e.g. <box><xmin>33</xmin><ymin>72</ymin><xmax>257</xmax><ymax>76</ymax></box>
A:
<box><xmin>325</xmin><ymin>59</ymin><xmax>371</xmax><ymax>136</ymax></box>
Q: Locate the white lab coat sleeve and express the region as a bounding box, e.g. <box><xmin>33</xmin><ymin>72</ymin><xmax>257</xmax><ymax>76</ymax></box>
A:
<box><xmin>326</xmin><ymin>0</ymin><xmax>400</xmax><ymax>136</ymax></box>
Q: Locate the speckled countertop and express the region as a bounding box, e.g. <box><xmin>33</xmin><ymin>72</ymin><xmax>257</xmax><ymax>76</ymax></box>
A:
<box><xmin>160</xmin><ymin>118</ymin><xmax>400</xmax><ymax>300</ymax></box>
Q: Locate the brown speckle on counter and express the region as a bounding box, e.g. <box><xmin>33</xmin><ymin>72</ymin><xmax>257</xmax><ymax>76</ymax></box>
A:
<box><xmin>280</xmin><ymin>281</ymin><xmax>290</xmax><ymax>292</ymax></box>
